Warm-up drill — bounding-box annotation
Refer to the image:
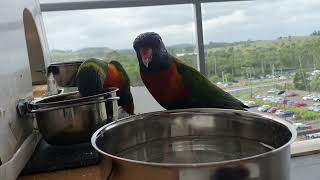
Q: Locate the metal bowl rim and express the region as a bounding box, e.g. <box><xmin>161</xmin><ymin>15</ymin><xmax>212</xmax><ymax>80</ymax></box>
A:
<box><xmin>91</xmin><ymin>108</ymin><xmax>297</xmax><ymax>167</ymax></box>
<box><xmin>31</xmin><ymin>87</ymin><xmax>118</xmax><ymax>108</ymax></box>
<box><xmin>49</xmin><ymin>61</ymin><xmax>83</xmax><ymax>66</ymax></box>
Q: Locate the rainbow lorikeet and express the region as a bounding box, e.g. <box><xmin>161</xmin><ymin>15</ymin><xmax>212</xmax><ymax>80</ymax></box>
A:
<box><xmin>76</xmin><ymin>58</ymin><xmax>134</xmax><ymax>114</ymax></box>
<box><xmin>133</xmin><ymin>32</ymin><xmax>247</xmax><ymax>110</ymax></box>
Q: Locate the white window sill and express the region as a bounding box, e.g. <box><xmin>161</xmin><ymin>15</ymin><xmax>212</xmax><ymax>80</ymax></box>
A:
<box><xmin>291</xmin><ymin>139</ymin><xmax>320</xmax><ymax>157</ymax></box>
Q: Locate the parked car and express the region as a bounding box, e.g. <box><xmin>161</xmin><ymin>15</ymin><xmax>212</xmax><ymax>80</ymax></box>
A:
<box><xmin>307</xmin><ymin>103</ymin><xmax>320</xmax><ymax>112</ymax></box>
<box><xmin>293</xmin><ymin>123</ymin><xmax>312</xmax><ymax>131</ymax></box>
<box><xmin>279</xmin><ymin>99</ymin><xmax>289</xmax><ymax>105</ymax></box>
<box><xmin>280</xmin><ymin>100</ymin><xmax>295</xmax><ymax>105</ymax></box>
<box><xmin>267</xmin><ymin>107</ymin><xmax>279</xmax><ymax>113</ymax></box>
<box><xmin>298</xmin><ymin>125</ymin><xmax>312</xmax><ymax>131</ymax></box>
<box><xmin>302</xmin><ymin>94</ymin><xmax>314</xmax><ymax>100</ymax></box>
<box><xmin>263</xmin><ymin>96</ymin><xmax>274</xmax><ymax>101</ymax></box>
<box><xmin>254</xmin><ymin>95</ymin><xmax>265</xmax><ymax>99</ymax></box>
<box><xmin>277</xmin><ymin>90</ymin><xmax>286</xmax><ymax>95</ymax></box>
<box><xmin>313</xmin><ymin>106</ymin><xmax>320</xmax><ymax>112</ymax></box>
<box><xmin>243</xmin><ymin>101</ymin><xmax>259</xmax><ymax>108</ymax></box>
<box><xmin>314</xmin><ymin>103</ymin><xmax>320</xmax><ymax>106</ymax></box>
<box><xmin>257</xmin><ymin>105</ymin><xmax>271</xmax><ymax>112</ymax></box>
<box><xmin>306</xmin><ymin>132</ymin><xmax>320</xmax><ymax>139</ymax></box>
<box><xmin>270</xmin><ymin>97</ymin><xmax>283</xmax><ymax>103</ymax></box>
<box><xmin>293</xmin><ymin>102</ymin><xmax>306</xmax><ymax>107</ymax></box>
<box><xmin>267</xmin><ymin>89</ymin><xmax>279</xmax><ymax>94</ymax></box>
<box><xmin>275</xmin><ymin>109</ymin><xmax>295</xmax><ymax>117</ymax></box>
<box><xmin>288</xmin><ymin>100</ymin><xmax>296</xmax><ymax>106</ymax></box>
<box><xmin>313</xmin><ymin>96</ymin><xmax>320</xmax><ymax>102</ymax></box>
<box><xmin>282</xmin><ymin>91</ymin><xmax>298</xmax><ymax>97</ymax></box>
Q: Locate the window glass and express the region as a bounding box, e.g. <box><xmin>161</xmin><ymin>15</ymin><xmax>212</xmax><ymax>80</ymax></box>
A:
<box><xmin>41</xmin><ymin>4</ymin><xmax>196</xmax><ymax>113</ymax></box>
<box><xmin>42</xmin><ymin>4</ymin><xmax>197</xmax><ymax>86</ymax></box>
<box><xmin>203</xmin><ymin>0</ymin><xmax>320</xmax><ymax>142</ymax></box>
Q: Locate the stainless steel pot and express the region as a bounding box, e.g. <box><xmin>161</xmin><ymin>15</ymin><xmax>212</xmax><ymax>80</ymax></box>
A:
<box><xmin>92</xmin><ymin>108</ymin><xmax>296</xmax><ymax>180</ymax></box>
<box><xmin>29</xmin><ymin>88</ymin><xmax>119</xmax><ymax>145</ymax></box>
<box><xmin>47</xmin><ymin>61</ymin><xmax>83</xmax><ymax>87</ymax></box>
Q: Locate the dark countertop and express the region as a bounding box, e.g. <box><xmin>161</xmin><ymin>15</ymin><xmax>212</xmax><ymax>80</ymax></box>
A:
<box><xmin>20</xmin><ymin>139</ymin><xmax>100</xmax><ymax>175</ymax></box>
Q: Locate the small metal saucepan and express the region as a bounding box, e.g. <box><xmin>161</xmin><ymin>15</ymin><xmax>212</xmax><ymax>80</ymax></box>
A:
<box><xmin>28</xmin><ymin>88</ymin><xmax>119</xmax><ymax>145</ymax></box>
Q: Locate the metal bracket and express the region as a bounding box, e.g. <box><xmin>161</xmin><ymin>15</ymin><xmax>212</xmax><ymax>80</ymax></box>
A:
<box><xmin>16</xmin><ymin>99</ymin><xmax>29</xmax><ymax>118</ymax></box>
<box><xmin>16</xmin><ymin>99</ymin><xmax>34</xmax><ymax>119</ymax></box>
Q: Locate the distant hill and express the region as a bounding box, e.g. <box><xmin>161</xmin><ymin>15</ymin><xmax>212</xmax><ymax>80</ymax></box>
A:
<box><xmin>50</xmin><ymin>47</ymin><xmax>113</xmax><ymax>62</ymax></box>
<box><xmin>118</xmin><ymin>49</ymin><xmax>136</xmax><ymax>55</ymax></box>
<box><xmin>168</xmin><ymin>43</ymin><xmax>195</xmax><ymax>49</ymax></box>
<box><xmin>51</xmin><ymin>49</ymin><xmax>70</xmax><ymax>53</ymax></box>
<box><xmin>49</xmin><ymin>37</ymin><xmax>302</xmax><ymax>62</ymax></box>
<box><xmin>76</xmin><ymin>47</ymin><xmax>112</xmax><ymax>55</ymax></box>
<box><xmin>206</xmin><ymin>41</ymin><xmax>254</xmax><ymax>48</ymax></box>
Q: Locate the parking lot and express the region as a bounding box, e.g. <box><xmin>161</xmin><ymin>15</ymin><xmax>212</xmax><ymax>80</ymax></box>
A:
<box><xmin>242</xmin><ymin>89</ymin><xmax>320</xmax><ymax>141</ymax></box>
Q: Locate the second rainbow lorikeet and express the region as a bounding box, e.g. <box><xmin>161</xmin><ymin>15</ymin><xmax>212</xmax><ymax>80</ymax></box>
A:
<box><xmin>76</xmin><ymin>58</ymin><xmax>134</xmax><ymax>115</ymax></box>
<box><xmin>133</xmin><ymin>32</ymin><xmax>247</xmax><ymax>111</ymax></box>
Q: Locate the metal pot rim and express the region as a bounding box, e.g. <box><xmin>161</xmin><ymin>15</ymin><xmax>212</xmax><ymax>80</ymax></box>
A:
<box><xmin>91</xmin><ymin>108</ymin><xmax>297</xmax><ymax>168</ymax></box>
<box><xmin>30</xmin><ymin>87</ymin><xmax>119</xmax><ymax>110</ymax></box>
<box><xmin>49</xmin><ymin>61</ymin><xmax>83</xmax><ymax>66</ymax></box>
<box><xmin>29</xmin><ymin>96</ymin><xmax>119</xmax><ymax>113</ymax></box>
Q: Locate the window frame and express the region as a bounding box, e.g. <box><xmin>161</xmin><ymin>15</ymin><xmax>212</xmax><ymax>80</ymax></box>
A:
<box><xmin>40</xmin><ymin>0</ymin><xmax>319</xmax><ymax>157</ymax></box>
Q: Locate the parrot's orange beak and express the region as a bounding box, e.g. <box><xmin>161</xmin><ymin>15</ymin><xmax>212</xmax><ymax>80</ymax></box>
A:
<box><xmin>139</xmin><ymin>48</ymin><xmax>152</xmax><ymax>68</ymax></box>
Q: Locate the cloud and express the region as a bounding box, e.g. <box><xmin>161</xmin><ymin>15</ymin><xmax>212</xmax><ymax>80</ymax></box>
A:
<box><xmin>40</xmin><ymin>0</ymin><xmax>320</xmax><ymax>50</ymax></box>
<box><xmin>204</xmin><ymin>10</ymin><xmax>249</xmax><ymax>30</ymax></box>
<box><xmin>42</xmin><ymin>4</ymin><xmax>196</xmax><ymax>49</ymax></box>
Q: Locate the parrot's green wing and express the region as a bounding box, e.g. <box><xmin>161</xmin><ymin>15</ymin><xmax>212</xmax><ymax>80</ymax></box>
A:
<box><xmin>172</xmin><ymin>55</ymin><xmax>246</xmax><ymax>110</ymax></box>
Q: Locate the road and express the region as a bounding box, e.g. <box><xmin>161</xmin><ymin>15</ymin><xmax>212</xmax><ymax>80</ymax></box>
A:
<box><xmin>224</xmin><ymin>80</ymin><xmax>292</xmax><ymax>93</ymax></box>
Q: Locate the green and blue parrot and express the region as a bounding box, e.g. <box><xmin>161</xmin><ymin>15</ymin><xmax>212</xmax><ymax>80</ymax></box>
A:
<box><xmin>133</xmin><ymin>32</ymin><xmax>247</xmax><ymax>111</ymax></box>
<box><xmin>76</xmin><ymin>58</ymin><xmax>134</xmax><ymax>114</ymax></box>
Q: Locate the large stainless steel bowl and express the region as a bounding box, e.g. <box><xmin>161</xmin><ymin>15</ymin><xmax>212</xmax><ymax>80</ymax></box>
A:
<box><xmin>29</xmin><ymin>88</ymin><xmax>119</xmax><ymax>145</ymax></box>
<box><xmin>92</xmin><ymin>108</ymin><xmax>296</xmax><ymax>180</ymax></box>
<box><xmin>47</xmin><ymin>61</ymin><xmax>83</xmax><ymax>87</ymax></box>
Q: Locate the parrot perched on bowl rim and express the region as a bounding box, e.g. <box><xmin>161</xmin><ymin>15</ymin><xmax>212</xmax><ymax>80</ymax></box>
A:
<box><xmin>133</xmin><ymin>32</ymin><xmax>247</xmax><ymax>111</ymax></box>
<box><xmin>76</xmin><ymin>58</ymin><xmax>134</xmax><ymax>115</ymax></box>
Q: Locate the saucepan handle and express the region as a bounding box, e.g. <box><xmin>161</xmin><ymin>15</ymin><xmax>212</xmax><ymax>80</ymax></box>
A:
<box><xmin>106</xmin><ymin>161</ymin><xmax>115</xmax><ymax>180</ymax></box>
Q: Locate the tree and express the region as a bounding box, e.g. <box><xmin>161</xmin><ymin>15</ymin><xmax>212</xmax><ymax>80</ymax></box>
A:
<box><xmin>224</xmin><ymin>73</ymin><xmax>234</xmax><ymax>82</ymax></box>
<box><xmin>49</xmin><ymin>33</ymin><xmax>320</xmax><ymax>87</ymax></box>
<box><xmin>311</xmin><ymin>30</ymin><xmax>320</xmax><ymax>36</ymax></box>
<box><xmin>293</xmin><ymin>71</ymin><xmax>310</xmax><ymax>90</ymax></box>
<box><xmin>209</xmin><ymin>75</ymin><xmax>220</xmax><ymax>83</ymax></box>
<box><xmin>310</xmin><ymin>75</ymin><xmax>320</xmax><ymax>92</ymax></box>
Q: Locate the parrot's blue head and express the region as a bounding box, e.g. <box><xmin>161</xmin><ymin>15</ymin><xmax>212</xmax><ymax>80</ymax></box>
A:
<box><xmin>133</xmin><ymin>32</ymin><xmax>170</xmax><ymax>72</ymax></box>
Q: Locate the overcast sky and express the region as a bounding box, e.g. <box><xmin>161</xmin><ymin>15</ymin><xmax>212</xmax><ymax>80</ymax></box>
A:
<box><xmin>40</xmin><ymin>0</ymin><xmax>320</xmax><ymax>50</ymax></box>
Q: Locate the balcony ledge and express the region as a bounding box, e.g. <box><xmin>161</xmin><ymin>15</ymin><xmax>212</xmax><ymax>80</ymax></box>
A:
<box><xmin>291</xmin><ymin>139</ymin><xmax>320</xmax><ymax>158</ymax></box>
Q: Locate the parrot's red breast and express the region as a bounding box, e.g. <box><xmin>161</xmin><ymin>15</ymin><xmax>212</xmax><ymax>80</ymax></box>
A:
<box><xmin>141</xmin><ymin>63</ymin><xmax>188</xmax><ymax>105</ymax></box>
<box><xmin>103</xmin><ymin>63</ymin><xmax>125</xmax><ymax>91</ymax></box>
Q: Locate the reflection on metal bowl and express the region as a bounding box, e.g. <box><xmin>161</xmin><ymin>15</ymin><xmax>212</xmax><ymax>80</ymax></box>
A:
<box><xmin>92</xmin><ymin>108</ymin><xmax>296</xmax><ymax>180</ymax></box>
<box><xmin>47</xmin><ymin>61</ymin><xmax>83</xmax><ymax>87</ymax></box>
<box><xmin>29</xmin><ymin>88</ymin><xmax>119</xmax><ymax>145</ymax></box>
